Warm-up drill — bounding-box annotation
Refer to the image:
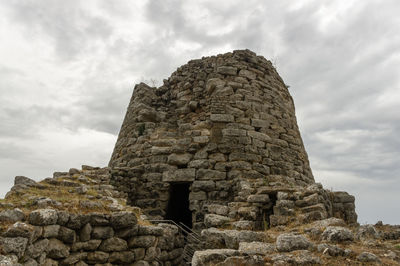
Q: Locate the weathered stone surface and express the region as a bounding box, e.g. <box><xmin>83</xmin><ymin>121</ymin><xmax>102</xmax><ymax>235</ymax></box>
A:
<box><xmin>46</xmin><ymin>238</ymin><xmax>70</xmax><ymax>259</ymax></box>
<box><xmin>238</xmin><ymin>241</ymin><xmax>275</xmax><ymax>255</ymax></box>
<box><xmin>3</xmin><ymin>222</ymin><xmax>36</xmax><ymax>240</ymax></box>
<box><xmin>357</xmin><ymin>251</ymin><xmax>380</xmax><ymax>262</ymax></box>
<box><xmin>0</xmin><ymin>237</ymin><xmax>28</xmax><ymax>258</ymax></box>
<box><xmin>110</xmin><ymin>211</ymin><xmax>137</xmax><ymax>229</ymax></box>
<box><xmin>356</xmin><ymin>225</ymin><xmax>379</xmax><ymax>240</ymax></box>
<box><xmin>276</xmin><ymin>233</ymin><xmax>311</xmax><ymax>252</ymax></box>
<box><xmin>92</xmin><ymin>226</ymin><xmax>114</xmax><ymax>239</ymax></box>
<box><xmin>43</xmin><ymin>225</ymin><xmax>60</xmax><ymax>238</ymax></box>
<box><xmin>162</xmin><ymin>168</ymin><xmax>196</xmax><ymax>182</ymax></box>
<box><xmin>204</xmin><ymin>214</ymin><xmax>230</xmax><ymax>227</ymax></box>
<box><xmin>80</xmin><ymin>223</ymin><xmax>92</xmax><ymax>242</ymax></box>
<box><xmin>59</xmin><ymin>226</ymin><xmax>76</xmax><ymax>244</ymax></box>
<box><xmin>87</xmin><ymin>251</ymin><xmax>109</xmax><ymax>263</ymax></box>
<box><xmin>0</xmin><ymin>255</ymin><xmax>19</xmax><ymax>266</ymax></box>
<box><xmin>321</xmin><ymin>226</ymin><xmax>354</xmax><ymax>243</ymax></box>
<box><xmin>217</xmin><ymin>66</ymin><xmax>238</xmax><ymax>76</ymax></box>
<box><xmin>192</xmin><ymin>249</ymin><xmax>239</xmax><ymax>266</ymax></box>
<box><xmin>167</xmin><ymin>153</ymin><xmax>193</xmax><ymax>165</ymax></box>
<box><xmin>28</xmin><ymin>209</ymin><xmax>58</xmax><ymax>225</ymax></box>
<box><xmin>109</xmin><ymin>251</ymin><xmax>135</xmax><ymax>263</ymax></box>
<box><xmin>26</xmin><ymin>238</ymin><xmax>49</xmax><ymax>258</ymax></box>
<box><xmin>0</xmin><ymin>208</ymin><xmax>25</xmax><ymax>223</ymax></box>
<box><xmin>128</xmin><ymin>235</ymin><xmax>156</xmax><ymax>248</ymax></box>
<box><xmin>99</xmin><ymin>237</ymin><xmax>128</xmax><ymax>252</ymax></box>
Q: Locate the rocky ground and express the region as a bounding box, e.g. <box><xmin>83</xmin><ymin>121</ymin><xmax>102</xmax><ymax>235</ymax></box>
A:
<box><xmin>0</xmin><ymin>167</ymin><xmax>399</xmax><ymax>265</ymax></box>
<box><xmin>195</xmin><ymin>218</ymin><xmax>400</xmax><ymax>265</ymax></box>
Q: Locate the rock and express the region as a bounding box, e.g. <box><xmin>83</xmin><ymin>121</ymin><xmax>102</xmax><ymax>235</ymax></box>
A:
<box><xmin>57</xmin><ymin>211</ymin><xmax>70</xmax><ymax>226</ymax></box>
<box><xmin>276</xmin><ymin>233</ymin><xmax>311</xmax><ymax>252</ymax></box>
<box><xmin>310</xmin><ymin>218</ymin><xmax>346</xmax><ymax>229</ymax></box>
<box><xmin>23</xmin><ymin>258</ymin><xmax>38</xmax><ymax>266</ymax></box>
<box><xmin>61</xmin><ymin>252</ymin><xmax>87</xmax><ymax>265</ymax></box>
<box><xmin>0</xmin><ymin>255</ymin><xmax>20</xmax><ymax>265</ymax></box>
<box><xmin>238</xmin><ymin>241</ymin><xmax>275</xmax><ymax>255</ymax></box>
<box><xmin>204</xmin><ymin>214</ymin><xmax>230</xmax><ymax>227</ymax></box>
<box><xmin>0</xmin><ymin>237</ymin><xmax>28</xmax><ymax>258</ymax></box>
<box><xmin>207</xmin><ymin>204</ymin><xmax>229</xmax><ymax>216</ymax></box>
<box><xmin>132</xmin><ymin>261</ymin><xmax>150</xmax><ymax>266</ymax></box>
<box><xmin>99</xmin><ymin>237</ymin><xmax>128</xmax><ymax>252</ymax></box>
<box><xmin>92</xmin><ymin>226</ymin><xmax>114</xmax><ymax>239</ymax></box>
<box><xmin>75</xmin><ymin>186</ymin><xmax>88</xmax><ymax>194</ymax></box>
<box><xmin>192</xmin><ymin>249</ymin><xmax>239</xmax><ymax>266</ymax></box>
<box><xmin>72</xmin><ymin>240</ymin><xmax>102</xmax><ymax>251</ymax></box>
<box><xmin>162</xmin><ymin>168</ymin><xmax>196</xmax><ymax>182</ymax></box>
<box><xmin>167</xmin><ymin>153</ymin><xmax>193</xmax><ymax>165</ymax></box>
<box><xmin>46</xmin><ymin>238</ymin><xmax>70</xmax><ymax>259</ymax></box>
<box><xmin>69</xmin><ymin>168</ymin><xmax>81</xmax><ymax>175</ymax></box>
<box><xmin>14</xmin><ymin>176</ymin><xmax>38</xmax><ymax>187</ymax></box>
<box><xmin>321</xmin><ymin>226</ymin><xmax>354</xmax><ymax>243</ymax></box>
<box><xmin>109</xmin><ymin>251</ymin><xmax>135</xmax><ymax>263</ymax></box>
<box><xmin>58</xmin><ymin>226</ymin><xmax>76</xmax><ymax>244</ymax></box>
<box><xmin>0</xmin><ymin>208</ymin><xmax>25</xmax><ymax>222</ymax></box>
<box><xmin>86</xmin><ymin>251</ymin><xmax>109</xmax><ymax>264</ymax></box>
<box><xmin>110</xmin><ymin>211</ymin><xmax>137</xmax><ymax>228</ymax></box>
<box><xmin>247</xmin><ymin>194</ymin><xmax>270</xmax><ymax>203</ymax></box>
<box><xmin>356</xmin><ymin>225</ymin><xmax>379</xmax><ymax>240</ymax></box>
<box><xmin>80</xmin><ymin>223</ymin><xmax>92</xmax><ymax>242</ymax></box>
<box><xmin>43</xmin><ymin>225</ymin><xmax>60</xmax><ymax>238</ymax></box>
<box><xmin>42</xmin><ymin>258</ymin><xmax>58</xmax><ymax>266</ymax></box>
<box><xmin>128</xmin><ymin>235</ymin><xmax>156</xmax><ymax>248</ymax></box>
<box><xmin>3</xmin><ymin>222</ymin><xmax>36</xmax><ymax>240</ymax></box>
<box><xmin>138</xmin><ymin>225</ymin><xmax>163</xmax><ymax>236</ymax></box>
<box><xmin>67</xmin><ymin>214</ymin><xmax>90</xmax><ymax>229</ymax></box>
<box><xmin>317</xmin><ymin>243</ymin><xmax>345</xmax><ymax>257</ymax></box>
<box><xmin>357</xmin><ymin>251</ymin><xmax>381</xmax><ymax>263</ymax></box>
<box><xmin>26</xmin><ymin>239</ymin><xmax>49</xmax><ymax>258</ymax></box>
<box><xmin>217</xmin><ymin>66</ymin><xmax>238</xmax><ymax>76</ymax></box>
<box><xmin>28</xmin><ymin>209</ymin><xmax>58</xmax><ymax>226</ymax></box>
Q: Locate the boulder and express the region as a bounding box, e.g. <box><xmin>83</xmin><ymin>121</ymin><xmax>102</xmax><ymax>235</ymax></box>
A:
<box><xmin>276</xmin><ymin>233</ymin><xmax>311</xmax><ymax>252</ymax></box>
<box><xmin>0</xmin><ymin>208</ymin><xmax>25</xmax><ymax>223</ymax></box>
<box><xmin>99</xmin><ymin>237</ymin><xmax>128</xmax><ymax>252</ymax></box>
<box><xmin>28</xmin><ymin>209</ymin><xmax>58</xmax><ymax>226</ymax></box>
<box><xmin>192</xmin><ymin>249</ymin><xmax>239</xmax><ymax>266</ymax></box>
<box><xmin>110</xmin><ymin>211</ymin><xmax>137</xmax><ymax>229</ymax></box>
<box><xmin>0</xmin><ymin>237</ymin><xmax>28</xmax><ymax>258</ymax></box>
<box><xmin>238</xmin><ymin>241</ymin><xmax>275</xmax><ymax>255</ymax></box>
<box><xmin>321</xmin><ymin>226</ymin><xmax>354</xmax><ymax>243</ymax></box>
<box><xmin>204</xmin><ymin>214</ymin><xmax>230</xmax><ymax>227</ymax></box>
<box><xmin>92</xmin><ymin>226</ymin><xmax>114</xmax><ymax>239</ymax></box>
<box><xmin>356</xmin><ymin>225</ymin><xmax>379</xmax><ymax>240</ymax></box>
<box><xmin>46</xmin><ymin>238</ymin><xmax>70</xmax><ymax>259</ymax></box>
<box><xmin>357</xmin><ymin>251</ymin><xmax>381</xmax><ymax>263</ymax></box>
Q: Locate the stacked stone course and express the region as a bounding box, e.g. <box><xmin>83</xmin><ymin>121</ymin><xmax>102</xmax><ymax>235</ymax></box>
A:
<box><xmin>109</xmin><ymin>49</ymin><xmax>357</xmax><ymax>231</ymax></box>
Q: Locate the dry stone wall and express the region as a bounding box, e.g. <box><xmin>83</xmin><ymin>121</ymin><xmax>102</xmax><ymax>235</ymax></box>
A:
<box><xmin>109</xmin><ymin>49</ymin><xmax>357</xmax><ymax>231</ymax></box>
<box><xmin>0</xmin><ymin>209</ymin><xmax>184</xmax><ymax>265</ymax></box>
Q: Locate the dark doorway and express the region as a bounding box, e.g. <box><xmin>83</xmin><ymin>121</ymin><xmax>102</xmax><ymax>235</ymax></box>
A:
<box><xmin>165</xmin><ymin>183</ymin><xmax>192</xmax><ymax>228</ymax></box>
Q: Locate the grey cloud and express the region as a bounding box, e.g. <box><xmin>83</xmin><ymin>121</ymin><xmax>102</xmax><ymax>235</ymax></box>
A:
<box><xmin>3</xmin><ymin>0</ymin><xmax>113</xmax><ymax>60</ymax></box>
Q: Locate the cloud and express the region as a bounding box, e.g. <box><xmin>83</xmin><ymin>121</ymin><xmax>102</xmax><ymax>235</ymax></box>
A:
<box><xmin>3</xmin><ymin>0</ymin><xmax>113</xmax><ymax>60</ymax></box>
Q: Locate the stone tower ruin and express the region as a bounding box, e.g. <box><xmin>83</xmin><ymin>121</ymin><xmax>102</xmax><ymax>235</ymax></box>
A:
<box><xmin>109</xmin><ymin>50</ymin><xmax>357</xmax><ymax>231</ymax></box>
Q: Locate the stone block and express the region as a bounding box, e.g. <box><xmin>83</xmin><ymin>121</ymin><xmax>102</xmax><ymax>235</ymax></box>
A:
<box><xmin>217</xmin><ymin>66</ymin><xmax>238</xmax><ymax>75</ymax></box>
<box><xmin>162</xmin><ymin>168</ymin><xmax>196</xmax><ymax>182</ymax></box>
<box><xmin>210</xmin><ymin>114</ymin><xmax>234</xmax><ymax>123</ymax></box>
<box><xmin>167</xmin><ymin>153</ymin><xmax>193</xmax><ymax>165</ymax></box>
<box><xmin>196</xmin><ymin>169</ymin><xmax>226</xmax><ymax>180</ymax></box>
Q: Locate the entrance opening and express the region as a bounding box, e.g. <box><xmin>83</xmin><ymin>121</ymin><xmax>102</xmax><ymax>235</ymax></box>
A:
<box><xmin>261</xmin><ymin>192</ymin><xmax>278</xmax><ymax>230</ymax></box>
<box><xmin>165</xmin><ymin>183</ymin><xmax>192</xmax><ymax>228</ymax></box>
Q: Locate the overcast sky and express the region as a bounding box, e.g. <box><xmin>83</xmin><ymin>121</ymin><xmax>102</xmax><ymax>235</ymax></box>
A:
<box><xmin>0</xmin><ymin>0</ymin><xmax>399</xmax><ymax>224</ymax></box>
